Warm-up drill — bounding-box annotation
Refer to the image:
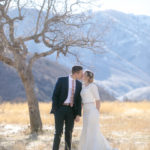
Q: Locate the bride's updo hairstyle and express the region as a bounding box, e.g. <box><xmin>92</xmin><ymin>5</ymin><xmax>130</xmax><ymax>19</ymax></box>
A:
<box><xmin>85</xmin><ymin>70</ymin><xmax>94</xmax><ymax>83</ymax></box>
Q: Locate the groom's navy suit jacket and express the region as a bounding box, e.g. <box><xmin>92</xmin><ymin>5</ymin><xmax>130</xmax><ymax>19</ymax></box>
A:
<box><xmin>50</xmin><ymin>76</ymin><xmax>82</xmax><ymax>118</ymax></box>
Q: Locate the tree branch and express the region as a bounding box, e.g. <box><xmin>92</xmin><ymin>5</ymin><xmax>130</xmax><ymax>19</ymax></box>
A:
<box><xmin>28</xmin><ymin>48</ymin><xmax>56</xmax><ymax>68</ymax></box>
<box><xmin>34</xmin><ymin>0</ymin><xmax>46</xmax><ymax>35</ymax></box>
<box><xmin>0</xmin><ymin>54</ymin><xmax>15</xmax><ymax>67</ymax></box>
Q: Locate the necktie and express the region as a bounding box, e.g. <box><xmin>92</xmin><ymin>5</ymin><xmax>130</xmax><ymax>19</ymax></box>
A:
<box><xmin>70</xmin><ymin>80</ymin><xmax>75</xmax><ymax>107</ymax></box>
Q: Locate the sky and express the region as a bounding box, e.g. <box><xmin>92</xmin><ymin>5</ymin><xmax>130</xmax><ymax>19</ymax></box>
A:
<box><xmin>94</xmin><ymin>0</ymin><xmax>150</xmax><ymax>16</ymax></box>
<box><xmin>17</xmin><ymin>0</ymin><xmax>150</xmax><ymax>16</ymax></box>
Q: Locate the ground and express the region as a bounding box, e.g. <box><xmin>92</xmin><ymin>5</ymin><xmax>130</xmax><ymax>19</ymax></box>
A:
<box><xmin>0</xmin><ymin>102</ymin><xmax>150</xmax><ymax>150</ymax></box>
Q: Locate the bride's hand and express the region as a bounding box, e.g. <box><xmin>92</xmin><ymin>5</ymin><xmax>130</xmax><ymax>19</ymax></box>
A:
<box><xmin>75</xmin><ymin>115</ymin><xmax>80</xmax><ymax>122</ymax></box>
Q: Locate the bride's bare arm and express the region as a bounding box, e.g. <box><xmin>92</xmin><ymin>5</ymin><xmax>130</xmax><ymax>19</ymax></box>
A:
<box><xmin>96</xmin><ymin>100</ymin><xmax>101</xmax><ymax>111</ymax></box>
<box><xmin>91</xmin><ymin>83</ymin><xmax>101</xmax><ymax>111</ymax></box>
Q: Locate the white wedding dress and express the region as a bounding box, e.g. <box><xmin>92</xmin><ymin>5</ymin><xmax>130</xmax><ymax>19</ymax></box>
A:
<box><xmin>78</xmin><ymin>82</ymin><xmax>116</xmax><ymax>150</ymax></box>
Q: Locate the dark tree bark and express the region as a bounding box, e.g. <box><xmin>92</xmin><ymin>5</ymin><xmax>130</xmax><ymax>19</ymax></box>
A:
<box><xmin>19</xmin><ymin>67</ymin><xmax>42</xmax><ymax>132</ymax></box>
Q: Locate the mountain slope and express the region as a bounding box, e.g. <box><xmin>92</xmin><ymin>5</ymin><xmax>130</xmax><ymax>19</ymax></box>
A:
<box><xmin>5</xmin><ymin>8</ymin><xmax>150</xmax><ymax>100</ymax></box>
<box><xmin>50</xmin><ymin>10</ymin><xmax>150</xmax><ymax>99</ymax></box>
<box><xmin>0</xmin><ymin>58</ymin><xmax>115</xmax><ymax>102</ymax></box>
<box><xmin>0</xmin><ymin>58</ymin><xmax>69</xmax><ymax>102</ymax></box>
<box><xmin>118</xmin><ymin>86</ymin><xmax>150</xmax><ymax>101</ymax></box>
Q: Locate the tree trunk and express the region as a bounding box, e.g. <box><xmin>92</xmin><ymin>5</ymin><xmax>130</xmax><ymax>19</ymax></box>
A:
<box><xmin>19</xmin><ymin>67</ymin><xmax>42</xmax><ymax>133</ymax></box>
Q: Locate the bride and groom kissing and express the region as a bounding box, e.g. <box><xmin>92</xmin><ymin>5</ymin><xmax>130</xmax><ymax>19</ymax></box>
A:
<box><xmin>50</xmin><ymin>66</ymin><xmax>118</xmax><ymax>150</ymax></box>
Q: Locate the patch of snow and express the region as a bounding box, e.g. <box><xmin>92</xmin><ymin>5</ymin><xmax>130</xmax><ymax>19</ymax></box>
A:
<box><xmin>0</xmin><ymin>124</ymin><xmax>27</xmax><ymax>135</ymax></box>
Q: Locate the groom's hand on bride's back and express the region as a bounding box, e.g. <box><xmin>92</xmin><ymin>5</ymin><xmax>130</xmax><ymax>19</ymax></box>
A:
<box><xmin>75</xmin><ymin>115</ymin><xmax>80</xmax><ymax>122</ymax></box>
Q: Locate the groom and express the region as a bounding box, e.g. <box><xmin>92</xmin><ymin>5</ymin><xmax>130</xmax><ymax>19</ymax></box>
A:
<box><xmin>50</xmin><ymin>66</ymin><xmax>83</xmax><ymax>150</ymax></box>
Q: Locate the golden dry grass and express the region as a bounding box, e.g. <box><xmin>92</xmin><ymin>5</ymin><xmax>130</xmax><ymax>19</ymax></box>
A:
<box><xmin>0</xmin><ymin>101</ymin><xmax>150</xmax><ymax>150</ymax></box>
<box><xmin>0</xmin><ymin>101</ymin><xmax>150</xmax><ymax>125</ymax></box>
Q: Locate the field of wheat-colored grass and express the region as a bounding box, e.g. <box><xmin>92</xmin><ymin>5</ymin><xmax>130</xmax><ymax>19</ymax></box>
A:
<box><xmin>0</xmin><ymin>101</ymin><xmax>150</xmax><ymax>150</ymax></box>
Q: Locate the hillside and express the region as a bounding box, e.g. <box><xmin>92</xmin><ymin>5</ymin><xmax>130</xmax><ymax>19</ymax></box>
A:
<box><xmin>0</xmin><ymin>58</ymin><xmax>69</xmax><ymax>102</ymax></box>
<box><xmin>2</xmin><ymin>8</ymin><xmax>150</xmax><ymax>101</ymax></box>
<box><xmin>0</xmin><ymin>58</ymin><xmax>115</xmax><ymax>102</ymax></box>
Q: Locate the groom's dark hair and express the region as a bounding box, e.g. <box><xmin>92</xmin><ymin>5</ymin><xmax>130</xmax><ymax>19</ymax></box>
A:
<box><xmin>72</xmin><ymin>66</ymin><xmax>83</xmax><ymax>74</ymax></box>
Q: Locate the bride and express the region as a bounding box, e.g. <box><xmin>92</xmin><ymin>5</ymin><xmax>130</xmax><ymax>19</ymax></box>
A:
<box><xmin>78</xmin><ymin>70</ymin><xmax>118</xmax><ymax>150</ymax></box>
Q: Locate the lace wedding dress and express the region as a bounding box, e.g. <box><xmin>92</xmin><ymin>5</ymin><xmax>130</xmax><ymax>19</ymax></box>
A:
<box><xmin>78</xmin><ymin>83</ymin><xmax>117</xmax><ymax>150</ymax></box>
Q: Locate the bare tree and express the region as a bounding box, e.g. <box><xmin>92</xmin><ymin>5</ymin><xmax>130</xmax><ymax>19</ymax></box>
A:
<box><xmin>0</xmin><ymin>0</ymin><xmax>104</xmax><ymax>133</ymax></box>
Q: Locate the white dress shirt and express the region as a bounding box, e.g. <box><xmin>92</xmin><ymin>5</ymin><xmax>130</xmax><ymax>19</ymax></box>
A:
<box><xmin>64</xmin><ymin>75</ymin><xmax>76</xmax><ymax>104</ymax></box>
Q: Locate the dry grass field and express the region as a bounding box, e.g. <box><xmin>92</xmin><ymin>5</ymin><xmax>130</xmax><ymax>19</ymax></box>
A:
<box><xmin>0</xmin><ymin>101</ymin><xmax>150</xmax><ymax>150</ymax></box>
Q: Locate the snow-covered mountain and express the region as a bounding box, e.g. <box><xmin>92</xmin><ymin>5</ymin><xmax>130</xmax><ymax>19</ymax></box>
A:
<box><xmin>51</xmin><ymin>10</ymin><xmax>150</xmax><ymax>100</ymax></box>
<box><xmin>95</xmin><ymin>10</ymin><xmax>150</xmax><ymax>99</ymax></box>
<box><xmin>118</xmin><ymin>86</ymin><xmax>150</xmax><ymax>101</ymax></box>
<box><xmin>7</xmin><ymin>9</ymin><xmax>150</xmax><ymax>101</ymax></box>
